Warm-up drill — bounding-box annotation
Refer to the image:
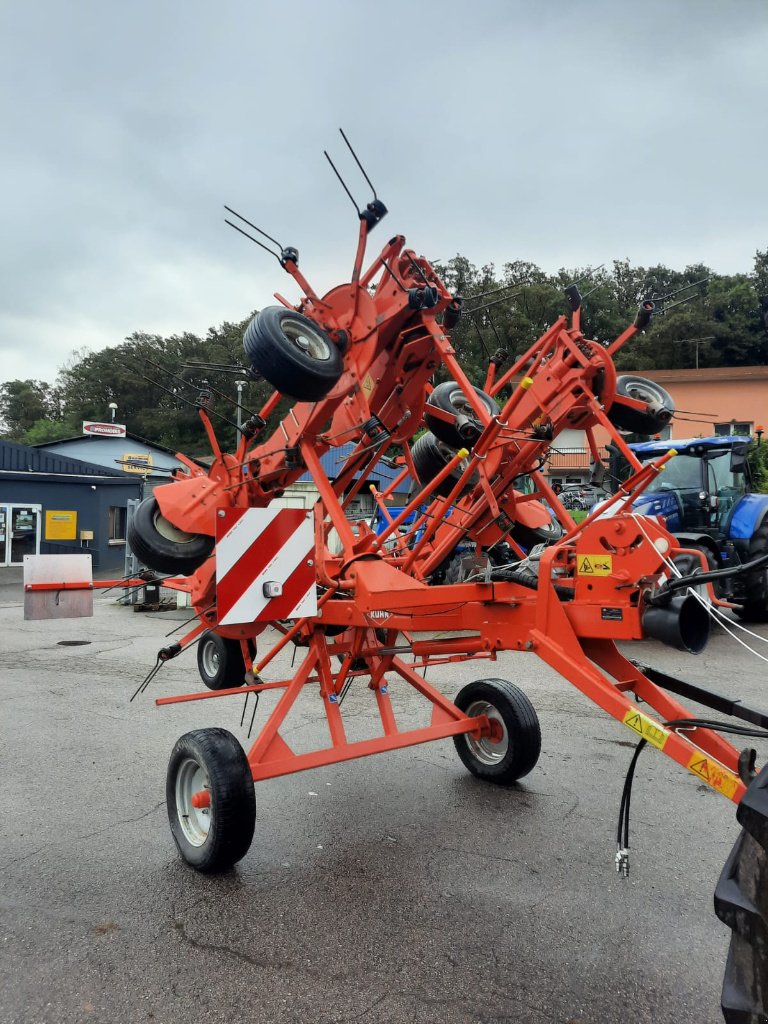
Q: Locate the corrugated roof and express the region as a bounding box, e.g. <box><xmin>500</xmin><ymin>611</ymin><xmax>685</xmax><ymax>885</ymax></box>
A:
<box><xmin>298</xmin><ymin>443</ymin><xmax>413</xmax><ymax>488</ymax></box>
<box><xmin>0</xmin><ymin>440</ymin><xmax>128</xmax><ymax>477</ymax></box>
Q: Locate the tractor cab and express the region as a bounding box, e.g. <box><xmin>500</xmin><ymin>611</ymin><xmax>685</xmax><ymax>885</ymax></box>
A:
<box><xmin>629</xmin><ymin>436</ymin><xmax>751</xmax><ymax>537</ymax></box>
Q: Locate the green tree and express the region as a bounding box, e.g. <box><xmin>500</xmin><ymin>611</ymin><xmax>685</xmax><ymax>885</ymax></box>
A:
<box><xmin>0</xmin><ymin>379</ymin><xmax>60</xmax><ymax>440</ymax></box>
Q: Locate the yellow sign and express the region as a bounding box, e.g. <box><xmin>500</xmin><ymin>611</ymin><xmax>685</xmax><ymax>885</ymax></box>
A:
<box><xmin>361</xmin><ymin>374</ymin><xmax>375</xmax><ymax>397</ymax></box>
<box><xmin>687</xmin><ymin>755</ymin><xmax>740</xmax><ymax>799</ymax></box>
<box><xmin>623</xmin><ymin>709</ymin><xmax>669</xmax><ymax>749</ymax></box>
<box><xmin>123</xmin><ymin>452</ymin><xmax>154</xmax><ymax>475</ymax></box>
<box><xmin>45</xmin><ymin>510</ymin><xmax>77</xmax><ymax>541</ymax></box>
<box><xmin>577</xmin><ymin>554</ymin><xmax>613</xmax><ymax>576</ymax></box>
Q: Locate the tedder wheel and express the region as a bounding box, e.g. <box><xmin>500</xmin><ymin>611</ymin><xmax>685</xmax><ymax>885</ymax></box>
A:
<box><xmin>424</xmin><ymin>382</ymin><xmax>499</xmax><ymax>449</ymax></box>
<box><xmin>714</xmin><ymin>763</ymin><xmax>768</xmax><ymax>1022</ymax></box>
<box><xmin>607</xmin><ymin>374</ymin><xmax>674</xmax><ymax>435</ymax></box>
<box><xmin>411</xmin><ymin>431</ymin><xmax>478</xmax><ymax>498</ymax></box>
<box><xmin>243</xmin><ymin>306</ymin><xmax>343</xmax><ymax>402</ymax></box>
<box><xmin>735</xmin><ymin>520</ymin><xmax>768</xmax><ymax>623</ymax></box>
<box><xmin>453</xmin><ymin>678</ymin><xmax>541</xmax><ymax>784</ymax></box>
<box><xmin>197</xmin><ymin>631</ymin><xmax>247</xmax><ymax>690</ymax></box>
<box><xmin>127</xmin><ymin>497</ymin><xmax>213</xmax><ymax>576</ymax></box>
<box><xmin>167</xmin><ymin>728</ymin><xmax>256</xmax><ymax>873</ymax></box>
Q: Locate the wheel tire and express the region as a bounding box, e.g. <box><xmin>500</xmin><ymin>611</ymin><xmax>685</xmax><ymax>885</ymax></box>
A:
<box><xmin>673</xmin><ymin>546</ymin><xmax>719</xmax><ymax>601</ymax></box>
<box><xmin>424</xmin><ymin>382</ymin><xmax>499</xmax><ymax>449</ymax></box>
<box><xmin>510</xmin><ymin>518</ymin><xmax>563</xmax><ymax>551</ymax></box>
<box><xmin>167</xmin><ymin>728</ymin><xmax>256</xmax><ymax>873</ymax></box>
<box><xmin>243</xmin><ymin>306</ymin><xmax>342</xmax><ymax>402</ymax></box>
<box><xmin>127</xmin><ymin>497</ymin><xmax>213</xmax><ymax>576</ymax></box>
<box><xmin>608</xmin><ymin>375</ymin><xmax>675</xmax><ymax>435</ymax></box>
<box><xmin>714</xmin><ymin>763</ymin><xmax>768</xmax><ymax>1022</ymax></box>
<box><xmin>411</xmin><ymin>431</ymin><xmax>478</xmax><ymax>498</ymax></box>
<box><xmin>197</xmin><ymin>631</ymin><xmax>247</xmax><ymax>690</ymax></box>
<box><xmin>735</xmin><ymin>520</ymin><xmax>768</xmax><ymax>623</ymax></box>
<box><xmin>453</xmin><ymin>678</ymin><xmax>541</xmax><ymax>784</ymax></box>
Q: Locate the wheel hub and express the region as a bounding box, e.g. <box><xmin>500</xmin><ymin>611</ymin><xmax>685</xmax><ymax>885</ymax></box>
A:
<box><xmin>464</xmin><ymin>700</ymin><xmax>509</xmax><ymax>765</ymax></box>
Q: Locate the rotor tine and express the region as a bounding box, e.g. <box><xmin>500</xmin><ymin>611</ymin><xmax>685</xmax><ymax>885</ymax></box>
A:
<box><xmin>338</xmin><ymin>127</ymin><xmax>378</xmax><ymax>199</ymax></box>
<box><xmin>324</xmin><ymin>150</ymin><xmax>360</xmax><ymax>215</ymax></box>
<box><xmin>224</xmin><ymin>219</ymin><xmax>283</xmax><ymax>264</ymax></box>
<box><xmin>223</xmin><ymin>206</ymin><xmax>283</xmax><ymax>250</ymax></box>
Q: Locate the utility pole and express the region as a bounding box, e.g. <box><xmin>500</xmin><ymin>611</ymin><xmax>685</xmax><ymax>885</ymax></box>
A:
<box><xmin>236</xmin><ymin>380</ymin><xmax>244</xmax><ymax>430</ymax></box>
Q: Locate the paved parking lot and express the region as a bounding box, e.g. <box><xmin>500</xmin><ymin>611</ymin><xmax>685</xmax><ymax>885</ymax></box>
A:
<box><xmin>2</xmin><ymin>575</ymin><xmax>767</xmax><ymax>1024</ymax></box>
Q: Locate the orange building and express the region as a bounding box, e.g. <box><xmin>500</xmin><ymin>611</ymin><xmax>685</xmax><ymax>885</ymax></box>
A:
<box><xmin>548</xmin><ymin>365</ymin><xmax>768</xmax><ymax>487</ymax></box>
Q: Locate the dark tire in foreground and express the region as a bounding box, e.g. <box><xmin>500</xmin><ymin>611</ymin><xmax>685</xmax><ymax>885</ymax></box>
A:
<box><xmin>714</xmin><ymin>763</ymin><xmax>768</xmax><ymax>1022</ymax></box>
<box><xmin>735</xmin><ymin>521</ymin><xmax>768</xmax><ymax>623</ymax></box>
<box><xmin>128</xmin><ymin>497</ymin><xmax>213</xmax><ymax>576</ymax></box>
<box><xmin>608</xmin><ymin>374</ymin><xmax>674</xmax><ymax>435</ymax></box>
<box><xmin>411</xmin><ymin>431</ymin><xmax>478</xmax><ymax>498</ymax></box>
<box><xmin>453</xmin><ymin>678</ymin><xmax>541</xmax><ymax>784</ymax></box>
<box><xmin>197</xmin><ymin>631</ymin><xmax>247</xmax><ymax>690</ymax></box>
<box><xmin>424</xmin><ymin>381</ymin><xmax>499</xmax><ymax>449</ymax></box>
<box><xmin>243</xmin><ymin>306</ymin><xmax>342</xmax><ymax>402</ymax></box>
<box><xmin>167</xmin><ymin>728</ymin><xmax>256</xmax><ymax>873</ymax></box>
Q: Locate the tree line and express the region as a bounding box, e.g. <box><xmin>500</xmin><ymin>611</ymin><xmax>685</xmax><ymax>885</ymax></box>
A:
<box><xmin>1</xmin><ymin>250</ymin><xmax>766</xmax><ymax>456</ymax></box>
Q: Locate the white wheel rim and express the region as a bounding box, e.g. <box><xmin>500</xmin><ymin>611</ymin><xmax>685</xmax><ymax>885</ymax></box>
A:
<box><xmin>464</xmin><ymin>699</ymin><xmax>509</xmax><ymax>765</ymax></box>
<box><xmin>201</xmin><ymin>639</ymin><xmax>220</xmax><ymax>678</ymax></box>
<box><xmin>175</xmin><ymin>756</ymin><xmax>211</xmax><ymax>846</ymax></box>
<box><xmin>281</xmin><ymin>318</ymin><xmax>332</xmax><ymax>361</ymax></box>
<box><xmin>153</xmin><ymin>509</ymin><xmax>199</xmax><ymax>546</ymax></box>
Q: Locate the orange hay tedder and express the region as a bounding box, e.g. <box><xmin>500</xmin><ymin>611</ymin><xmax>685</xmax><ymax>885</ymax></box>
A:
<box><xmin>126</xmin><ymin>135</ymin><xmax>767</xmax><ymax>1019</ymax></box>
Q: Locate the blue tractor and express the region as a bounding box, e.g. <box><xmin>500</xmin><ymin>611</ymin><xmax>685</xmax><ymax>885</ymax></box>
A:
<box><xmin>626</xmin><ymin>435</ymin><xmax>768</xmax><ymax>621</ymax></box>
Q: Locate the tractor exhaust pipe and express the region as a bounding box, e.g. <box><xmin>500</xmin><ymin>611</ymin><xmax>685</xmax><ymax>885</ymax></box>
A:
<box><xmin>641</xmin><ymin>593</ymin><xmax>710</xmax><ymax>654</ymax></box>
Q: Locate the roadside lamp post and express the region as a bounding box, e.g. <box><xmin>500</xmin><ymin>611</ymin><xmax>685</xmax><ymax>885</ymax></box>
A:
<box><xmin>236</xmin><ymin>380</ymin><xmax>244</xmax><ymax>430</ymax></box>
<box><xmin>756</xmin><ymin>425</ymin><xmax>764</xmax><ymax>446</ymax></box>
<box><xmin>108</xmin><ymin>402</ymin><xmax>118</xmax><ymax>423</ymax></box>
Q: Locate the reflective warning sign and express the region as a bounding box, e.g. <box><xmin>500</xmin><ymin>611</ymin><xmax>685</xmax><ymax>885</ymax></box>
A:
<box><xmin>577</xmin><ymin>554</ymin><xmax>612</xmax><ymax>576</ymax></box>
<box><xmin>687</xmin><ymin>755</ymin><xmax>740</xmax><ymax>799</ymax></box>
<box><xmin>622</xmin><ymin>709</ymin><xmax>669</xmax><ymax>750</ymax></box>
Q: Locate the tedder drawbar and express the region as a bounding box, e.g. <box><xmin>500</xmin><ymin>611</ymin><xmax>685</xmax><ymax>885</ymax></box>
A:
<box><xmin>125</xmin><ymin>136</ymin><xmax>768</xmax><ymax>1019</ymax></box>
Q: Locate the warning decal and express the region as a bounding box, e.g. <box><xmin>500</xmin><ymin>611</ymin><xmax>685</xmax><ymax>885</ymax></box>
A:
<box><xmin>622</xmin><ymin>709</ymin><xmax>669</xmax><ymax>750</ymax></box>
<box><xmin>577</xmin><ymin>554</ymin><xmax>612</xmax><ymax>576</ymax></box>
<box><xmin>687</xmin><ymin>755</ymin><xmax>740</xmax><ymax>799</ymax></box>
<box><xmin>362</xmin><ymin>373</ymin><xmax>375</xmax><ymax>396</ymax></box>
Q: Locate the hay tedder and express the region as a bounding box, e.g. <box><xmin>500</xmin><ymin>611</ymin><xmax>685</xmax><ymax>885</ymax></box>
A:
<box><xmin>125</xmin><ymin>139</ymin><xmax>768</xmax><ymax>1019</ymax></box>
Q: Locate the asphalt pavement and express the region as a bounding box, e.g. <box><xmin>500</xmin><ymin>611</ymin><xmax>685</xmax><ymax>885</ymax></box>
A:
<box><xmin>2</xmin><ymin>573</ymin><xmax>767</xmax><ymax>1024</ymax></box>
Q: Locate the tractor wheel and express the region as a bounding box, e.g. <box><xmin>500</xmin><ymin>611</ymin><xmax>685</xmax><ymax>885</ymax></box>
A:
<box><xmin>197</xmin><ymin>631</ymin><xmax>247</xmax><ymax>690</ymax></box>
<box><xmin>608</xmin><ymin>375</ymin><xmax>674</xmax><ymax>435</ymax></box>
<box><xmin>735</xmin><ymin>521</ymin><xmax>768</xmax><ymax>623</ymax></box>
<box><xmin>167</xmin><ymin>729</ymin><xmax>256</xmax><ymax>873</ymax></box>
<box><xmin>243</xmin><ymin>306</ymin><xmax>342</xmax><ymax>402</ymax></box>
<box><xmin>424</xmin><ymin>382</ymin><xmax>499</xmax><ymax>449</ymax></box>
<box><xmin>411</xmin><ymin>431</ymin><xmax>478</xmax><ymax>498</ymax></box>
<box><xmin>673</xmin><ymin>546</ymin><xmax>719</xmax><ymax>601</ymax></box>
<box><xmin>714</xmin><ymin>763</ymin><xmax>768</xmax><ymax>1022</ymax></box>
<box><xmin>128</xmin><ymin>497</ymin><xmax>213</xmax><ymax>576</ymax></box>
<box><xmin>453</xmin><ymin>678</ymin><xmax>541</xmax><ymax>784</ymax></box>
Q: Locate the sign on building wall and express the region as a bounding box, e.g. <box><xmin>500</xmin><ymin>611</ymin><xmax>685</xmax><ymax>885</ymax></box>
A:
<box><xmin>121</xmin><ymin>452</ymin><xmax>154</xmax><ymax>474</ymax></box>
<box><xmin>82</xmin><ymin>421</ymin><xmax>127</xmax><ymax>437</ymax></box>
<box><xmin>45</xmin><ymin>510</ymin><xmax>77</xmax><ymax>541</ymax></box>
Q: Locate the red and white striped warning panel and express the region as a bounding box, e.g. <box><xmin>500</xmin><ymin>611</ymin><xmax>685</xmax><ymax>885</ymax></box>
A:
<box><xmin>215</xmin><ymin>508</ymin><xmax>317</xmax><ymax>625</ymax></box>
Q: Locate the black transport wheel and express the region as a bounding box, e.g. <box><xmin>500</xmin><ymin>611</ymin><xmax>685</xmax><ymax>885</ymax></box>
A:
<box><xmin>453</xmin><ymin>678</ymin><xmax>541</xmax><ymax>784</ymax></box>
<box><xmin>127</xmin><ymin>497</ymin><xmax>213</xmax><ymax>576</ymax></box>
<box><xmin>735</xmin><ymin>521</ymin><xmax>768</xmax><ymax>623</ymax></box>
<box><xmin>167</xmin><ymin>729</ymin><xmax>256</xmax><ymax>873</ymax></box>
<box><xmin>608</xmin><ymin>375</ymin><xmax>675</xmax><ymax>434</ymax></box>
<box><xmin>197</xmin><ymin>631</ymin><xmax>247</xmax><ymax>690</ymax></box>
<box><xmin>714</xmin><ymin>763</ymin><xmax>768</xmax><ymax>1022</ymax></box>
<box><xmin>411</xmin><ymin>431</ymin><xmax>478</xmax><ymax>498</ymax></box>
<box><xmin>424</xmin><ymin>382</ymin><xmax>499</xmax><ymax>449</ymax></box>
<box><xmin>510</xmin><ymin>517</ymin><xmax>563</xmax><ymax>551</ymax></box>
<box><xmin>243</xmin><ymin>306</ymin><xmax>342</xmax><ymax>402</ymax></box>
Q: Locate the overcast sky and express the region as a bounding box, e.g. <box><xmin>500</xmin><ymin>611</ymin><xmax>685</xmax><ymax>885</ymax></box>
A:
<box><xmin>1</xmin><ymin>0</ymin><xmax>766</xmax><ymax>387</ymax></box>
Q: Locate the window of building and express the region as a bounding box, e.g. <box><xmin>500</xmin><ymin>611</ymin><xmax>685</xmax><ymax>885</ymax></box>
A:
<box><xmin>108</xmin><ymin>506</ymin><xmax>127</xmax><ymax>544</ymax></box>
<box><xmin>714</xmin><ymin>421</ymin><xmax>752</xmax><ymax>437</ymax></box>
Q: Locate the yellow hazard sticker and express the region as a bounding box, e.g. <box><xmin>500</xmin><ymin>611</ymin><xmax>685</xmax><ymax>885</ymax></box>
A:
<box><xmin>362</xmin><ymin>373</ymin><xmax>375</xmax><ymax>396</ymax></box>
<box><xmin>623</xmin><ymin>709</ymin><xmax>669</xmax><ymax>750</ymax></box>
<box><xmin>577</xmin><ymin>554</ymin><xmax>613</xmax><ymax>576</ymax></box>
<box><xmin>687</xmin><ymin>754</ymin><xmax>740</xmax><ymax>799</ymax></box>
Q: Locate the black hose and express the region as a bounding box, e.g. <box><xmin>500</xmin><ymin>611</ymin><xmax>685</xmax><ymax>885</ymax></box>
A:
<box><xmin>652</xmin><ymin>549</ymin><xmax>768</xmax><ymax>600</ymax></box>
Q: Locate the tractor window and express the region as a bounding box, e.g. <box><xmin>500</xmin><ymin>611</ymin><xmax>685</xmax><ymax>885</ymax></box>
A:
<box><xmin>708</xmin><ymin>451</ymin><xmax>746</xmax><ymax>495</ymax></box>
<box><xmin>644</xmin><ymin>455</ymin><xmax>701</xmax><ymax>494</ymax></box>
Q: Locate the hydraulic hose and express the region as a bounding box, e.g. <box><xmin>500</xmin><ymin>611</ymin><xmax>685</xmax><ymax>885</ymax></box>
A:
<box><xmin>652</xmin><ymin>549</ymin><xmax>768</xmax><ymax>601</ymax></box>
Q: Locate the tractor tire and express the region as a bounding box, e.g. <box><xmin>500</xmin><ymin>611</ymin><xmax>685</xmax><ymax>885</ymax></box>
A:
<box><xmin>243</xmin><ymin>306</ymin><xmax>342</xmax><ymax>402</ymax></box>
<box><xmin>128</xmin><ymin>497</ymin><xmax>213</xmax><ymax>576</ymax></box>
<box><xmin>608</xmin><ymin>375</ymin><xmax>674</xmax><ymax>435</ymax></box>
<box><xmin>197</xmin><ymin>631</ymin><xmax>247</xmax><ymax>690</ymax></box>
<box><xmin>510</xmin><ymin>517</ymin><xmax>563</xmax><ymax>551</ymax></box>
<box><xmin>453</xmin><ymin>678</ymin><xmax>541</xmax><ymax>784</ymax></box>
<box><xmin>735</xmin><ymin>521</ymin><xmax>768</xmax><ymax>623</ymax></box>
<box><xmin>424</xmin><ymin>382</ymin><xmax>499</xmax><ymax>449</ymax></box>
<box><xmin>673</xmin><ymin>546</ymin><xmax>719</xmax><ymax>601</ymax></box>
<box><xmin>167</xmin><ymin>728</ymin><xmax>256</xmax><ymax>873</ymax></box>
<box><xmin>411</xmin><ymin>431</ymin><xmax>478</xmax><ymax>499</ymax></box>
<box><xmin>714</xmin><ymin>763</ymin><xmax>768</xmax><ymax>1022</ymax></box>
